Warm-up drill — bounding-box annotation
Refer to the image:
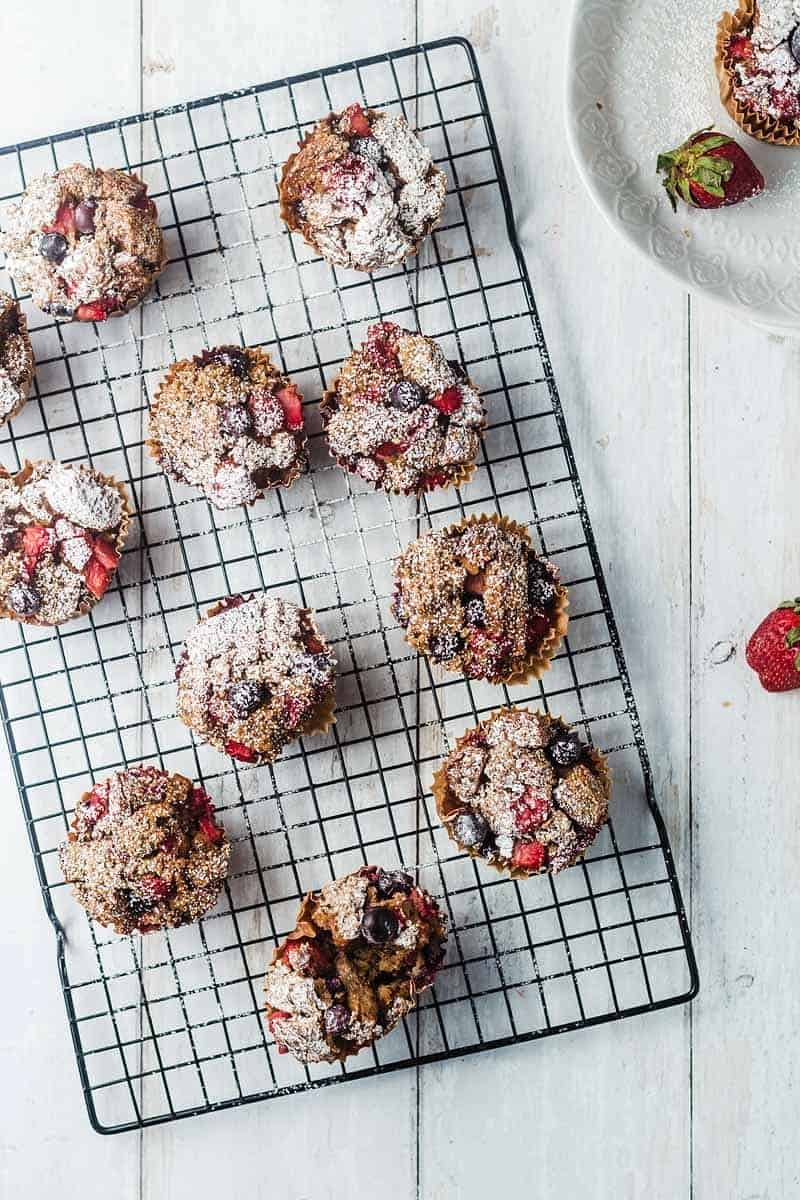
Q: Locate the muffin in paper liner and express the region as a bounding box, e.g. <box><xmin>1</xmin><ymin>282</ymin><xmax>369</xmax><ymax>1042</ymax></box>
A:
<box><xmin>0</xmin><ymin>458</ymin><xmax>131</xmax><ymax>628</ymax></box>
<box><xmin>0</xmin><ymin>292</ymin><xmax>35</xmax><ymax>428</ymax></box>
<box><xmin>320</xmin><ymin>320</ymin><xmax>486</xmax><ymax>497</ymax></box>
<box><xmin>432</xmin><ymin>705</ymin><xmax>612</xmax><ymax>880</ymax></box>
<box><xmin>278</xmin><ymin>104</ymin><xmax>447</xmax><ymax>272</ymax></box>
<box><xmin>175</xmin><ymin>593</ymin><xmax>337</xmax><ymax>765</ymax></box>
<box><xmin>59</xmin><ymin>765</ymin><xmax>230</xmax><ymax>935</ymax></box>
<box><xmin>147</xmin><ymin>346</ymin><xmax>307</xmax><ymax>510</ymax></box>
<box><xmin>392</xmin><ymin>511</ymin><xmax>569</xmax><ymax>686</ymax></box>
<box><xmin>263</xmin><ymin>865</ymin><xmax>448</xmax><ymax>1064</ymax></box>
<box><xmin>0</xmin><ymin>164</ymin><xmax>167</xmax><ymax>321</ymax></box>
<box><xmin>715</xmin><ymin>2</ymin><xmax>800</xmax><ymax>146</ymax></box>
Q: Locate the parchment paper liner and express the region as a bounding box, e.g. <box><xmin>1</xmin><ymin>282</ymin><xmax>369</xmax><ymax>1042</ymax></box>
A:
<box><xmin>436</xmin><ymin>512</ymin><xmax>569</xmax><ymax>685</ymax></box>
<box><xmin>715</xmin><ymin>2</ymin><xmax>800</xmax><ymax>146</ymax></box>
<box><xmin>0</xmin><ymin>301</ymin><xmax>35</xmax><ymax>428</ymax></box>
<box><xmin>431</xmin><ymin>705</ymin><xmax>612</xmax><ymax>880</ymax></box>
<box><xmin>278</xmin><ymin>108</ymin><xmax>446</xmax><ymax>271</ymax></box>
<box><xmin>194</xmin><ymin>596</ymin><xmax>337</xmax><ymax>762</ymax></box>
<box><xmin>0</xmin><ymin>459</ymin><xmax>132</xmax><ymax>627</ymax></box>
<box><xmin>320</xmin><ymin>365</ymin><xmax>485</xmax><ymax>498</ymax></box>
<box><xmin>146</xmin><ymin>349</ymin><xmax>307</xmax><ymax>504</ymax></box>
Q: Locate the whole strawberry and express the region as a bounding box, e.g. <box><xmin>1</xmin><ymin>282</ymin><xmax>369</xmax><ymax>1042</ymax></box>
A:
<box><xmin>746</xmin><ymin>598</ymin><xmax>800</xmax><ymax>693</ymax></box>
<box><xmin>657</xmin><ymin>127</ymin><xmax>765</xmax><ymax>212</ymax></box>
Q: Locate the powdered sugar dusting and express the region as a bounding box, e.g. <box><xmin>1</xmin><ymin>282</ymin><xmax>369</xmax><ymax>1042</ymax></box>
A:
<box><xmin>43</xmin><ymin>462</ymin><xmax>123</xmax><ymax>530</ymax></box>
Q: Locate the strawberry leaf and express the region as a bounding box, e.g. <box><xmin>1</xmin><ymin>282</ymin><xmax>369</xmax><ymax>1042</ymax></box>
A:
<box><xmin>786</xmin><ymin>627</ymin><xmax>800</xmax><ymax>648</ymax></box>
<box><xmin>795</xmin><ymin>650</ymin><xmax>800</xmax><ymax>673</ymax></box>
<box><xmin>692</xmin><ymin>135</ymin><xmax>732</xmax><ymax>153</ymax></box>
<box><xmin>656</xmin><ymin>152</ymin><xmax>678</xmax><ymax>172</ymax></box>
<box><xmin>695</xmin><ymin>156</ymin><xmax>733</xmax><ymax>182</ymax></box>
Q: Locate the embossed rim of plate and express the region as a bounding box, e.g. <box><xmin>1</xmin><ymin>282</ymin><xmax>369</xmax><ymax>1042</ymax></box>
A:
<box><xmin>564</xmin><ymin>0</ymin><xmax>800</xmax><ymax>333</ymax></box>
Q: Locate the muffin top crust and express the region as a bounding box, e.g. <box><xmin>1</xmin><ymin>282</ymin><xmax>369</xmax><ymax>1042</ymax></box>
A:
<box><xmin>148</xmin><ymin>345</ymin><xmax>307</xmax><ymax>509</ymax></box>
<box><xmin>1</xmin><ymin>164</ymin><xmax>165</xmax><ymax>320</ymax></box>
<box><xmin>264</xmin><ymin>865</ymin><xmax>447</xmax><ymax>1063</ymax></box>
<box><xmin>59</xmin><ymin>766</ymin><xmax>230</xmax><ymax>935</ymax></box>
<box><xmin>392</xmin><ymin>515</ymin><xmax>567</xmax><ymax>684</ymax></box>
<box><xmin>0</xmin><ymin>459</ymin><xmax>129</xmax><ymax>626</ymax></box>
<box><xmin>321</xmin><ymin>321</ymin><xmax>485</xmax><ymax>494</ymax></box>
<box><xmin>279</xmin><ymin>104</ymin><xmax>446</xmax><ymax>271</ymax></box>
<box><xmin>175</xmin><ymin>593</ymin><xmax>337</xmax><ymax>764</ymax></box>
<box><xmin>434</xmin><ymin>707</ymin><xmax>610</xmax><ymax>876</ymax></box>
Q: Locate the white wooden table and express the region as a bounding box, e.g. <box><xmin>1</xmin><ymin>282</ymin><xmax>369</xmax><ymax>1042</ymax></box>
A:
<box><xmin>1</xmin><ymin>3</ymin><xmax>796</xmax><ymax>1197</ymax></box>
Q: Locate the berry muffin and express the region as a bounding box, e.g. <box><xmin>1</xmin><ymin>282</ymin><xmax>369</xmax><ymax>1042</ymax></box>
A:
<box><xmin>58</xmin><ymin>766</ymin><xmax>230</xmax><ymax>935</ymax></box>
<box><xmin>717</xmin><ymin>0</ymin><xmax>800</xmax><ymax>144</ymax></box>
<box><xmin>321</xmin><ymin>321</ymin><xmax>485</xmax><ymax>495</ymax></box>
<box><xmin>0</xmin><ymin>293</ymin><xmax>35</xmax><ymax>427</ymax></box>
<box><xmin>392</xmin><ymin>514</ymin><xmax>568</xmax><ymax>684</ymax></box>
<box><xmin>147</xmin><ymin>346</ymin><xmax>306</xmax><ymax>509</ymax></box>
<box><xmin>0</xmin><ymin>164</ymin><xmax>166</xmax><ymax>320</ymax></box>
<box><xmin>279</xmin><ymin>103</ymin><xmax>446</xmax><ymax>271</ymax></box>
<box><xmin>432</xmin><ymin>707</ymin><xmax>611</xmax><ymax>877</ymax></box>
<box><xmin>264</xmin><ymin>866</ymin><xmax>447</xmax><ymax>1064</ymax></box>
<box><xmin>176</xmin><ymin>593</ymin><xmax>337</xmax><ymax>764</ymax></box>
<box><xmin>0</xmin><ymin>459</ymin><xmax>130</xmax><ymax>626</ymax></box>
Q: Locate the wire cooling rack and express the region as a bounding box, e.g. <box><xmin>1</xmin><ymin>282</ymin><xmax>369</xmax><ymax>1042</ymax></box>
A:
<box><xmin>0</xmin><ymin>38</ymin><xmax>698</xmax><ymax>1134</ymax></box>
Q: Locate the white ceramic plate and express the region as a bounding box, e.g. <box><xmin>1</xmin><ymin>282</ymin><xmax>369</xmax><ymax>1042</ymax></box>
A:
<box><xmin>566</xmin><ymin>0</ymin><xmax>800</xmax><ymax>330</ymax></box>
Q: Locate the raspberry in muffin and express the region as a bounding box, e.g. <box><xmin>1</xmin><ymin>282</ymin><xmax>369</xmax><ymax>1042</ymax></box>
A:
<box><xmin>279</xmin><ymin>103</ymin><xmax>446</xmax><ymax>271</ymax></box>
<box><xmin>0</xmin><ymin>459</ymin><xmax>130</xmax><ymax>626</ymax></box>
<box><xmin>264</xmin><ymin>865</ymin><xmax>447</xmax><ymax>1064</ymax></box>
<box><xmin>176</xmin><ymin>593</ymin><xmax>337</xmax><ymax>764</ymax></box>
<box><xmin>392</xmin><ymin>514</ymin><xmax>568</xmax><ymax>684</ymax></box>
<box><xmin>0</xmin><ymin>292</ymin><xmax>35</xmax><ymax>427</ymax></box>
<box><xmin>717</xmin><ymin>0</ymin><xmax>800</xmax><ymax>143</ymax></box>
<box><xmin>58</xmin><ymin>766</ymin><xmax>230</xmax><ymax>935</ymax></box>
<box><xmin>0</xmin><ymin>164</ymin><xmax>166</xmax><ymax>320</ymax></box>
<box><xmin>432</xmin><ymin>707</ymin><xmax>611</xmax><ymax>877</ymax></box>
<box><xmin>147</xmin><ymin>346</ymin><xmax>307</xmax><ymax>509</ymax></box>
<box><xmin>321</xmin><ymin>321</ymin><xmax>485</xmax><ymax>495</ymax></box>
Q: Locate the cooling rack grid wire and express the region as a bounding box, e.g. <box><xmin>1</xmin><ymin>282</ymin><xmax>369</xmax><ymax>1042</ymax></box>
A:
<box><xmin>0</xmin><ymin>37</ymin><xmax>698</xmax><ymax>1134</ymax></box>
